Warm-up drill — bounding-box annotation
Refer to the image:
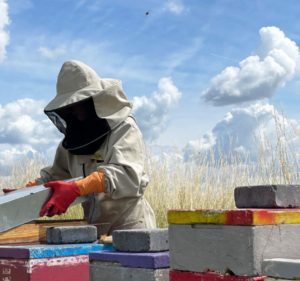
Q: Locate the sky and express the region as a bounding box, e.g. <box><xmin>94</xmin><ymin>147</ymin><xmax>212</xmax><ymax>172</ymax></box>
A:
<box><xmin>1</xmin><ymin>0</ymin><xmax>300</xmax><ymax>163</ymax></box>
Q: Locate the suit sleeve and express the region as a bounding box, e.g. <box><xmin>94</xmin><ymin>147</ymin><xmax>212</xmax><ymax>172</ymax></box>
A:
<box><xmin>35</xmin><ymin>141</ymin><xmax>72</xmax><ymax>184</ymax></box>
<box><xmin>99</xmin><ymin>117</ymin><xmax>149</xmax><ymax>199</ymax></box>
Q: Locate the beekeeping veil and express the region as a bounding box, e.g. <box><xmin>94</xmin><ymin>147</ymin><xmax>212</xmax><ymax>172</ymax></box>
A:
<box><xmin>44</xmin><ymin>60</ymin><xmax>132</xmax><ymax>155</ymax></box>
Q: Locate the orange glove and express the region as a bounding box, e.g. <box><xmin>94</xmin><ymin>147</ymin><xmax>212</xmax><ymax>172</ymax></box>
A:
<box><xmin>40</xmin><ymin>172</ymin><xmax>105</xmax><ymax>217</ymax></box>
<box><xmin>3</xmin><ymin>180</ymin><xmax>40</xmax><ymax>193</ymax></box>
<box><xmin>25</xmin><ymin>180</ymin><xmax>40</xmax><ymax>188</ymax></box>
<box><xmin>75</xmin><ymin>172</ymin><xmax>105</xmax><ymax>195</ymax></box>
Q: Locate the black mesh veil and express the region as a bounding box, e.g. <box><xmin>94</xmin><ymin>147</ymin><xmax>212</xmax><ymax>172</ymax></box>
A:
<box><xmin>45</xmin><ymin>97</ymin><xmax>111</xmax><ymax>155</ymax></box>
<box><xmin>47</xmin><ymin>112</ymin><xmax>67</xmax><ymax>135</ymax></box>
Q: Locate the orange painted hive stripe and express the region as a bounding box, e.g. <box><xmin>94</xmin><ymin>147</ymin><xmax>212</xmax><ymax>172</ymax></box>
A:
<box><xmin>167</xmin><ymin>209</ymin><xmax>300</xmax><ymax>225</ymax></box>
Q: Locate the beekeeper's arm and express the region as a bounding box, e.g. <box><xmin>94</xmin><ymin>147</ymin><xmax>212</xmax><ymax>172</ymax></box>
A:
<box><xmin>97</xmin><ymin>116</ymin><xmax>146</xmax><ymax>199</ymax></box>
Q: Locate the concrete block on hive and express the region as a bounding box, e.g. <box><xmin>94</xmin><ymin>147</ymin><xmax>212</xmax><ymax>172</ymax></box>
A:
<box><xmin>169</xmin><ymin>270</ymin><xmax>265</xmax><ymax>281</ymax></box>
<box><xmin>47</xmin><ymin>225</ymin><xmax>97</xmax><ymax>244</ymax></box>
<box><xmin>89</xmin><ymin>250</ymin><xmax>169</xmax><ymax>269</ymax></box>
<box><xmin>234</xmin><ymin>185</ymin><xmax>300</xmax><ymax>208</ymax></box>
<box><xmin>263</xmin><ymin>259</ymin><xmax>300</xmax><ymax>279</ymax></box>
<box><xmin>90</xmin><ymin>262</ymin><xmax>169</xmax><ymax>281</ymax></box>
<box><xmin>113</xmin><ymin>229</ymin><xmax>169</xmax><ymax>252</ymax></box>
<box><xmin>169</xmin><ymin>224</ymin><xmax>300</xmax><ymax>276</ymax></box>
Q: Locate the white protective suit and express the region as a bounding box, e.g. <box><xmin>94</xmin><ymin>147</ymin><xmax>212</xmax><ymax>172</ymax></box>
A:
<box><xmin>35</xmin><ymin>60</ymin><xmax>156</xmax><ymax>235</ymax></box>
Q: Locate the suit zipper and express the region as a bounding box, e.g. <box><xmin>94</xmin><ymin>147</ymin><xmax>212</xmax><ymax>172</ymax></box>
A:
<box><xmin>82</xmin><ymin>163</ymin><xmax>86</xmax><ymax>178</ymax></box>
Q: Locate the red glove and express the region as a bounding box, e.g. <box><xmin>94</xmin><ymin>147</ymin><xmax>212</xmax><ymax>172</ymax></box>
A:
<box><xmin>40</xmin><ymin>172</ymin><xmax>105</xmax><ymax>217</ymax></box>
<box><xmin>40</xmin><ymin>181</ymin><xmax>81</xmax><ymax>217</ymax></box>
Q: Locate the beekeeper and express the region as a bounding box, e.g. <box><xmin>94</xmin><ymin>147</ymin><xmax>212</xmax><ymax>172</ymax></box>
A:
<box><xmin>22</xmin><ymin>60</ymin><xmax>156</xmax><ymax>235</ymax></box>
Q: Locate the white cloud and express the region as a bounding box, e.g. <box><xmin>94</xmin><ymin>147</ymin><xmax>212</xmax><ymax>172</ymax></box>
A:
<box><xmin>0</xmin><ymin>145</ymin><xmax>52</xmax><ymax>184</ymax></box>
<box><xmin>0</xmin><ymin>98</ymin><xmax>44</xmax><ymax>119</ymax></box>
<box><xmin>164</xmin><ymin>0</ymin><xmax>186</xmax><ymax>15</ymax></box>
<box><xmin>201</xmin><ymin>27</ymin><xmax>300</xmax><ymax>106</ymax></box>
<box><xmin>132</xmin><ymin>77</ymin><xmax>182</xmax><ymax>141</ymax></box>
<box><xmin>38</xmin><ymin>45</ymin><xmax>67</xmax><ymax>59</ymax></box>
<box><xmin>0</xmin><ymin>145</ymin><xmax>36</xmax><ymax>164</ymax></box>
<box><xmin>0</xmin><ymin>99</ymin><xmax>62</xmax><ymax>153</ymax></box>
<box><xmin>0</xmin><ymin>0</ymin><xmax>10</xmax><ymax>62</ymax></box>
<box><xmin>0</xmin><ymin>144</ymin><xmax>36</xmax><ymax>177</ymax></box>
<box><xmin>184</xmin><ymin>102</ymin><xmax>279</xmax><ymax>161</ymax></box>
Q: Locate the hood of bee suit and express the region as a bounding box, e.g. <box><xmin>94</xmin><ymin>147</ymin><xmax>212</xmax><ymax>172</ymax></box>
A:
<box><xmin>44</xmin><ymin>60</ymin><xmax>133</xmax><ymax>155</ymax></box>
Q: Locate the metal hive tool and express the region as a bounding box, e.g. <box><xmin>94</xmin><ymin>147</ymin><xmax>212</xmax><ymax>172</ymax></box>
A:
<box><xmin>0</xmin><ymin>177</ymin><xmax>88</xmax><ymax>233</ymax></box>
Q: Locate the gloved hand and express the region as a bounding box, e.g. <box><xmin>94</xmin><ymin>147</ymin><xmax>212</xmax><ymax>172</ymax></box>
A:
<box><xmin>40</xmin><ymin>172</ymin><xmax>105</xmax><ymax>217</ymax></box>
<box><xmin>40</xmin><ymin>181</ymin><xmax>81</xmax><ymax>217</ymax></box>
<box><xmin>2</xmin><ymin>180</ymin><xmax>40</xmax><ymax>193</ymax></box>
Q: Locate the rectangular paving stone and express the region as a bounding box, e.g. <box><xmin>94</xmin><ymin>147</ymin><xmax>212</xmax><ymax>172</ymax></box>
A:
<box><xmin>168</xmin><ymin>209</ymin><xmax>300</xmax><ymax>225</ymax></box>
<box><xmin>90</xmin><ymin>261</ymin><xmax>169</xmax><ymax>281</ymax></box>
<box><xmin>113</xmin><ymin>229</ymin><xmax>168</xmax><ymax>252</ymax></box>
<box><xmin>170</xmin><ymin>270</ymin><xmax>265</xmax><ymax>281</ymax></box>
<box><xmin>169</xmin><ymin>224</ymin><xmax>300</xmax><ymax>276</ymax></box>
<box><xmin>47</xmin><ymin>225</ymin><xmax>97</xmax><ymax>244</ymax></box>
<box><xmin>0</xmin><ymin>244</ymin><xmax>114</xmax><ymax>259</ymax></box>
<box><xmin>235</xmin><ymin>185</ymin><xmax>300</xmax><ymax>208</ymax></box>
<box><xmin>263</xmin><ymin>259</ymin><xmax>300</xmax><ymax>279</ymax></box>
<box><xmin>89</xmin><ymin>250</ymin><xmax>169</xmax><ymax>269</ymax></box>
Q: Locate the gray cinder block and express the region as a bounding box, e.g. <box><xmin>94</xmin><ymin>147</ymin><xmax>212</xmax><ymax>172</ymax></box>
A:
<box><xmin>47</xmin><ymin>225</ymin><xmax>97</xmax><ymax>244</ymax></box>
<box><xmin>234</xmin><ymin>185</ymin><xmax>300</xmax><ymax>208</ymax></box>
<box><xmin>90</xmin><ymin>261</ymin><xmax>169</xmax><ymax>281</ymax></box>
<box><xmin>263</xmin><ymin>259</ymin><xmax>300</xmax><ymax>279</ymax></box>
<box><xmin>113</xmin><ymin>229</ymin><xmax>168</xmax><ymax>252</ymax></box>
<box><xmin>169</xmin><ymin>224</ymin><xmax>300</xmax><ymax>276</ymax></box>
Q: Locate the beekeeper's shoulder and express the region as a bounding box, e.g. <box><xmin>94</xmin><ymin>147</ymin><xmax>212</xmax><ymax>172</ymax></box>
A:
<box><xmin>110</xmin><ymin>115</ymin><xmax>140</xmax><ymax>136</ymax></box>
<box><xmin>119</xmin><ymin>115</ymin><xmax>138</xmax><ymax>129</ymax></box>
<box><xmin>124</xmin><ymin>115</ymin><xmax>138</xmax><ymax>126</ymax></box>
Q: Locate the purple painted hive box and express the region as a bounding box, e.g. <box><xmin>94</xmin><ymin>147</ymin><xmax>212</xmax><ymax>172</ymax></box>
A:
<box><xmin>89</xmin><ymin>250</ymin><xmax>169</xmax><ymax>269</ymax></box>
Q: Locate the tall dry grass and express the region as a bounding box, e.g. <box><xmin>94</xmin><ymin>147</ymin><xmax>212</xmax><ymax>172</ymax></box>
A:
<box><xmin>1</xmin><ymin>106</ymin><xmax>300</xmax><ymax>227</ymax></box>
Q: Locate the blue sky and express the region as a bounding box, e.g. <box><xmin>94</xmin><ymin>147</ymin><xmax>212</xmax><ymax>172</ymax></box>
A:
<box><xmin>1</xmin><ymin>0</ymin><xmax>300</xmax><ymax>162</ymax></box>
